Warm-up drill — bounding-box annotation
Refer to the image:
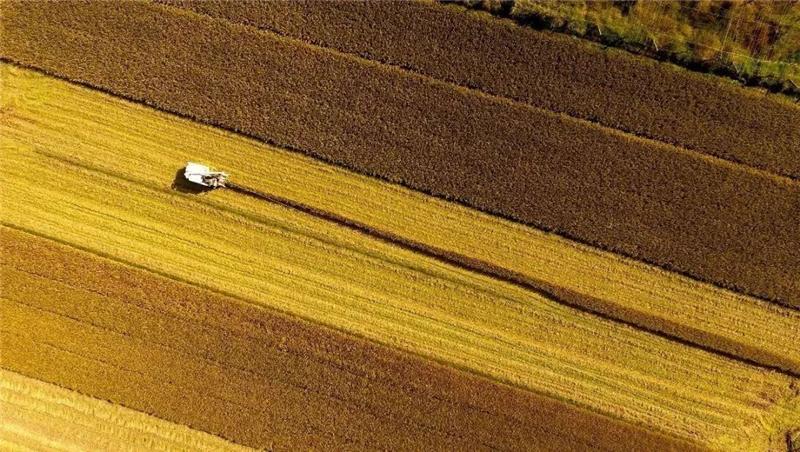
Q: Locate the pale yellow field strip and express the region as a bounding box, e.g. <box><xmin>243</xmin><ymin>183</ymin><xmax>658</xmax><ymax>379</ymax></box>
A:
<box><xmin>1</xmin><ymin>64</ymin><xmax>799</xmax><ymax>449</ymax></box>
<box><xmin>0</xmin><ymin>62</ymin><xmax>795</xmax><ymax>376</ymax></box>
<box><xmin>0</xmin><ymin>369</ymin><xmax>249</xmax><ymax>451</ymax></box>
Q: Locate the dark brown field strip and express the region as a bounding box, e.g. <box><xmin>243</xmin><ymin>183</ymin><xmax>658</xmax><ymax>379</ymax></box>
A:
<box><xmin>1</xmin><ymin>1</ymin><xmax>798</xmax><ymax>307</ymax></box>
<box><xmin>162</xmin><ymin>0</ymin><xmax>800</xmax><ymax>180</ymax></box>
<box><xmin>0</xmin><ymin>227</ymin><xmax>699</xmax><ymax>451</ymax></box>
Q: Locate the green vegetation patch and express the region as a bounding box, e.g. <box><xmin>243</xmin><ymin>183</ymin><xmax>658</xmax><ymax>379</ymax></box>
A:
<box><xmin>467</xmin><ymin>0</ymin><xmax>800</xmax><ymax>97</ymax></box>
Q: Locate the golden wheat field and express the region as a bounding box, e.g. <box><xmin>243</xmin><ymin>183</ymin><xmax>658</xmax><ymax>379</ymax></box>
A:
<box><xmin>0</xmin><ymin>369</ymin><xmax>248</xmax><ymax>451</ymax></box>
<box><xmin>1</xmin><ymin>1</ymin><xmax>799</xmax><ymax>451</ymax></box>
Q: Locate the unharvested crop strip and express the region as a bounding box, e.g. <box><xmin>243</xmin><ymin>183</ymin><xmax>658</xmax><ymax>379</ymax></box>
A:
<box><xmin>2</xmin><ymin>64</ymin><xmax>799</xmax><ymax>381</ymax></box>
<box><xmin>0</xmin><ymin>369</ymin><xmax>248</xmax><ymax>451</ymax></box>
<box><xmin>1</xmin><ymin>1</ymin><xmax>797</xmax><ymax>306</ymax></box>
<box><xmin>3</xmin><ymin>70</ymin><xmax>800</xmax><ymax>449</ymax></box>
<box><xmin>0</xmin><ymin>229</ymin><xmax>698</xmax><ymax>452</ymax></box>
<box><xmin>161</xmin><ymin>0</ymin><xmax>800</xmax><ymax>180</ymax></box>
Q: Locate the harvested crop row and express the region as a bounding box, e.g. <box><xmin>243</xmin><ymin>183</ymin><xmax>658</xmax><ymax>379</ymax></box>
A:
<box><xmin>2</xmin><ymin>1</ymin><xmax>798</xmax><ymax>306</ymax></box>
<box><xmin>2</xmin><ymin>68</ymin><xmax>799</xmax><ymax>450</ymax></box>
<box><xmin>162</xmin><ymin>0</ymin><xmax>800</xmax><ymax>179</ymax></box>
<box><xmin>0</xmin><ymin>369</ymin><xmax>248</xmax><ymax>451</ymax></box>
<box><xmin>3</xmin><ymin>64</ymin><xmax>798</xmax><ymax>377</ymax></box>
<box><xmin>0</xmin><ymin>228</ymin><xmax>699</xmax><ymax>452</ymax></box>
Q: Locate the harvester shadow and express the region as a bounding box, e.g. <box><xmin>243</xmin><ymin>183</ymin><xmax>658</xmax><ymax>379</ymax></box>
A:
<box><xmin>171</xmin><ymin>167</ymin><xmax>213</xmax><ymax>195</ymax></box>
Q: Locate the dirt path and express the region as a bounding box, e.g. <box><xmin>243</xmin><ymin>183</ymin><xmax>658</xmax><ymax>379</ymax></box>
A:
<box><xmin>2</xmin><ymin>1</ymin><xmax>797</xmax><ymax>306</ymax></box>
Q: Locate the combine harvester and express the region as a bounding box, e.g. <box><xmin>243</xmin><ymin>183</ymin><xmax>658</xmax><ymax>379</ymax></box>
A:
<box><xmin>184</xmin><ymin>162</ymin><xmax>228</xmax><ymax>188</ymax></box>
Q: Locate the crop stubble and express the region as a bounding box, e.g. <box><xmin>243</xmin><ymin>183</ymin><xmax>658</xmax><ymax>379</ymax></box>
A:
<box><xmin>1</xmin><ymin>1</ymin><xmax>798</xmax><ymax>306</ymax></box>
<box><xmin>162</xmin><ymin>0</ymin><xmax>800</xmax><ymax>179</ymax></box>
<box><xmin>1</xmin><ymin>228</ymin><xmax>700</xmax><ymax>452</ymax></box>
<box><xmin>2</xmin><ymin>65</ymin><xmax>799</xmax><ymax>450</ymax></box>
<box><xmin>0</xmin><ymin>369</ymin><xmax>247</xmax><ymax>451</ymax></box>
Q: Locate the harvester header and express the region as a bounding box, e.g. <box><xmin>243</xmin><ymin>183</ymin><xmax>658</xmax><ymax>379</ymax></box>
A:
<box><xmin>184</xmin><ymin>162</ymin><xmax>228</xmax><ymax>188</ymax></box>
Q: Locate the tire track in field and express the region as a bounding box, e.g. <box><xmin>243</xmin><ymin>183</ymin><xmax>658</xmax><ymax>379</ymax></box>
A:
<box><xmin>2</xmin><ymin>1</ymin><xmax>797</xmax><ymax>307</ymax></box>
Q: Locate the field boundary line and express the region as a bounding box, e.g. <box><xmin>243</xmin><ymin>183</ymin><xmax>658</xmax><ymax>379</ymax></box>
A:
<box><xmin>156</xmin><ymin>1</ymin><xmax>799</xmax><ymax>185</ymax></box>
<box><xmin>0</xmin><ymin>336</ymin><xmax>347</xmax><ymax>447</ymax></box>
<box><xmin>6</xmin><ymin>259</ymin><xmax>567</xmax><ymax>437</ymax></box>
<box><xmin>6</xmin><ymin>227</ymin><xmax>708</xmax><ymax>452</ymax></box>
<box><xmin>0</xmin><ymin>369</ymin><xmax>249</xmax><ymax>451</ymax></box>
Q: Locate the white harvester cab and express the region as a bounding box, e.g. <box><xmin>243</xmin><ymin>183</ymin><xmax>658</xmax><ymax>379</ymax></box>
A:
<box><xmin>184</xmin><ymin>162</ymin><xmax>228</xmax><ymax>188</ymax></box>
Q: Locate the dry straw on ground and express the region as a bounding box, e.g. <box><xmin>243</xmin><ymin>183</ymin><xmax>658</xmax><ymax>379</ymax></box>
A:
<box><xmin>3</xmin><ymin>64</ymin><xmax>798</xmax><ymax>377</ymax></box>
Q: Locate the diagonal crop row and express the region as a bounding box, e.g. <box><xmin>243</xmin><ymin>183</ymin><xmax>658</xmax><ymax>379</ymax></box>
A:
<box><xmin>1</xmin><ymin>228</ymin><xmax>700</xmax><ymax>452</ymax></box>
<box><xmin>0</xmin><ymin>2</ymin><xmax>797</xmax><ymax>306</ymax></box>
